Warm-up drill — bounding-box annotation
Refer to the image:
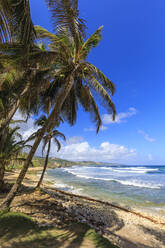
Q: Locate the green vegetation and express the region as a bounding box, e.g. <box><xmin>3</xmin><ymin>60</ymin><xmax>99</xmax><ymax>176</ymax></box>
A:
<box><xmin>0</xmin><ymin>125</ymin><xmax>31</xmax><ymax>189</ymax></box>
<box><xmin>0</xmin><ymin>0</ymin><xmax>116</xmax><ymax>208</ymax></box>
<box><xmin>0</xmin><ymin>212</ymin><xmax>119</xmax><ymax>248</ymax></box>
<box><xmin>0</xmin><ymin>2</ymin><xmax>119</xmax><ymax>247</ymax></box>
<box><xmin>85</xmin><ymin>228</ymin><xmax>119</xmax><ymax>248</ymax></box>
<box><xmin>10</xmin><ymin>155</ymin><xmax>121</xmax><ymax>170</ymax></box>
<box><xmin>0</xmin><ymin>212</ymin><xmax>36</xmax><ymax>232</ymax></box>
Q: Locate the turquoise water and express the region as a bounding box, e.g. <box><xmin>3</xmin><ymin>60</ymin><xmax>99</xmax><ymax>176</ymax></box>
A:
<box><xmin>46</xmin><ymin>165</ymin><xmax>165</xmax><ymax>209</ymax></box>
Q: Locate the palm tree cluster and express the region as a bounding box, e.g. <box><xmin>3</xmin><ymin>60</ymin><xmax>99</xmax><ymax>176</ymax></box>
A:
<box><xmin>0</xmin><ymin>123</ymin><xmax>31</xmax><ymax>189</ymax></box>
<box><xmin>0</xmin><ymin>0</ymin><xmax>116</xmax><ymax>210</ymax></box>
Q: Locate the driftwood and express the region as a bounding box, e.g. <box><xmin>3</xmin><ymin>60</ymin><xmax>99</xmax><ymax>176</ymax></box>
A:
<box><xmin>42</xmin><ymin>187</ymin><xmax>165</xmax><ymax>226</ymax></box>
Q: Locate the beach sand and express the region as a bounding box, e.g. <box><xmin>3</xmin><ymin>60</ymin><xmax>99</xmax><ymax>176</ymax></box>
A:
<box><xmin>1</xmin><ymin>167</ymin><xmax>165</xmax><ymax>248</ymax></box>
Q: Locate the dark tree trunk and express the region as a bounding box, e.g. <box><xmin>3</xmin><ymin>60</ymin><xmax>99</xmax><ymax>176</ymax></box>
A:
<box><xmin>0</xmin><ymin>100</ymin><xmax>19</xmax><ymax>130</ymax></box>
<box><xmin>0</xmin><ymin>126</ymin><xmax>8</xmax><ymax>154</ymax></box>
<box><xmin>36</xmin><ymin>140</ymin><xmax>51</xmax><ymax>188</ymax></box>
<box><xmin>0</xmin><ymin>78</ymin><xmax>31</xmax><ymax>132</ymax></box>
<box><xmin>0</xmin><ymin>74</ymin><xmax>74</xmax><ymax>210</ymax></box>
<box><xmin>0</xmin><ymin>80</ymin><xmax>30</xmax><ymax>152</ymax></box>
<box><xmin>0</xmin><ymin>162</ymin><xmax>5</xmax><ymax>191</ymax></box>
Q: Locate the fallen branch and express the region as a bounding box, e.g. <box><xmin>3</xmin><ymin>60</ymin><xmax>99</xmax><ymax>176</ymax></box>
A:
<box><xmin>42</xmin><ymin>187</ymin><xmax>165</xmax><ymax>226</ymax></box>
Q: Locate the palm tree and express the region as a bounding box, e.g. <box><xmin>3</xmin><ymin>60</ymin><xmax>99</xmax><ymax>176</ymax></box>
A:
<box><xmin>0</xmin><ymin>125</ymin><xmax>31</xmax><ymax>190</ymax></box>
<box><xmin>0</xmin><ymin>0</ymin><xmax>36</xmax><ymax>158</ymax></box>
<box><xmin>0</xmin><ymin>41</ymin><xmax>58</xmax><ymax>159</ymax></box>
<box><xmin>0</xmin><ymin>0</ymin><xmax>35</xmax><ymax>45</ymax></box>
<box><xmin>33</xmin><ymin>115</ymin><xmax>66</xmax><ymax>188</ymax></box>
<box><xmin>1</xmin><ymin>0</ymin><xmax>116</xmax><ymax>209</ymax></box>
<box><xmin>0</xmin><ymin>0</ymin><xmax>11</xmax><ymax>43</ymax></box>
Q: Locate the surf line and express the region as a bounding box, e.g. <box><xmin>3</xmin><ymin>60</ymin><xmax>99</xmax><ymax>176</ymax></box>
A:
<box><xmin>42</xmin><ymin>187</ymin><xmax>165</xmax><ymax>226</ymax></box>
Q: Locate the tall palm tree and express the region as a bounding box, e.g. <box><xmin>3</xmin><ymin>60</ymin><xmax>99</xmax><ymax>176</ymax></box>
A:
<box><xmin>0</xmin><ymin>0</ymin><xmax>36</xmax><ymax>159</ymax></box>
<box><xmin>0</xmin><ymin>42</ymin><xmax>57</xmax><ymax>158</ymax></box>
<box><xmin>33</xmin><ymin>115</ymin><xmax>66</xmax><ymax>188</ymax></box>
<box><xmin>0</xmin><ymin>125</ymin><xmax>31</xmax><ymax>190</ymax></box>
<box><xmin>1</xmin><ymin>0</ymin><xmax>116</xmax><ymax>209</ymax></box>
<box><xmin>0</xmin><ymin>42</ymin><xmax>54</xmax><ymax>125</ymax></box>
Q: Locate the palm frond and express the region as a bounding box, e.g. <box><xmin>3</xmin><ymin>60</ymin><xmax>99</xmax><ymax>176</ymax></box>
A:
<box><xmin>10</xmin><ymin>0</ymin><xmax>36</xmax><ymax>46</ymax></box>
<box><xmin>54</xmin><ymin>137</ymin><xmax>61</xmax><ymax>152</ymax></box>
<box><xmin>45</xmin><ymin>0</ymin><xmax>86</xmax><ymax>52</ymax></box>
<box><xmin>35</xmin><ymin>25</ymin><xmax>70</xmax><ymax>60</ymax></box>
<box><xmin>76</xmin><ymin>83</ymin><xmax>102</xmax><ymax>133</ymax></box>
<box><xmin>14</xmin><ymin>131</ymin><xmax>22</xmax><ymax>140</ymax></box>
<box><xmin>0</xmin><ymin>0</ymin><xmax>11</xmax><ymax>43</ymax></box>
<box><xmin>10</xmin><ymin>119</ymin><xmax>26</xmax><ymax>124</ymax></box>
<box><xmin>86</xmin><ymin>74</ymin><xmax>116</xmax><ymax>120</ymax></box>
<box><xmin>24</xmin><ymin>130</ymin><xmax>39</xmax><ymax>143</ymax></box>
<box><xmin>35</xmin><ymin>25</ymin><xmax>61</xmax><ymax>43</ymax></box>
<box><xmin>53</xmin><ymin>130</ymin><xmax>66</xmax><ymax>141</ymax></box>
<box><xmin>61</xmin><ymin>86</ymin><xmax>78</xmax><ymax>125</ymax></box>
<box><xmin>79</xmin><ymin>26</ymin><xmax>103</xmax><ymax>59</ymax></box>
<box><xmin>82</xmin><ymin>62</ymin><xmax>116</xmax><ymax>96</ymax></box>
<box><xmin>42</xmin><ymin>135</ymin><xmax>49</xmax><ymax>155</ymax></box>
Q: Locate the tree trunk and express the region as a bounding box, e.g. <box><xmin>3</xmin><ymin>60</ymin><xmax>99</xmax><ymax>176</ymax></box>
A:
<box><xmin>0</xmin><ymin>74</ymin><xmax>74</xmax><ymax>210</ymax></box>
<box><xmin>36</xmin><ymin>140</ymin><xmax>51</xmax><ymax>188</ymax></box>
<box><xmin>0</xmin><ymin>99</ymin><xmax>19</xmax><ymax>130</ymax></box>
<box><xmin>0</xmin><ymin>80</ymin><xmax>31</xmax><ymax>132</ymax></box>
<box><xmin>0</xmin><ymin>126</ymin><xmax>8</xmax><ymax>154</ymax></box>
<box><xmin>0</xmin><ymin>81</ymin><xmax>31</xmax><ymax>152</ymax></box>
<box><xmin>0</xmin><ymin>162</ymin><xmax>5</xmax><ymax>191</ymax></box>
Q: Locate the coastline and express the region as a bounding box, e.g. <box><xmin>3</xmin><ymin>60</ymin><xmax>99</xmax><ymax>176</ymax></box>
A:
<box><xmin>45</xmin><ymin>166</ymin><xmax>165</xmax><ymax>218</ymax></box>
<box><xmin>3</xmin><ymin>167</ymin><xmax>165</xmax><ymax>248</ymax></box>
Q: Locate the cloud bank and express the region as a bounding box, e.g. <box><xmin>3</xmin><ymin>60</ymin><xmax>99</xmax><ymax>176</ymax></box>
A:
<box><xmin>50</xmin><ymin>140</ymin><xmax>137</xmax><ymax>163</ymax></box>
<box><xmin>103</xmin><ymin>107</ymin><xmax>137</xmax><ymax>125</ymax></box>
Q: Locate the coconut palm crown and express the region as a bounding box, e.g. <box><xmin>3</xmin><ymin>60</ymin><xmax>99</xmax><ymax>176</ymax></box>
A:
<box><xmin>36</xmin><ymin>24</ymin><xmax>116</xmax><ymax>133</ymax></box>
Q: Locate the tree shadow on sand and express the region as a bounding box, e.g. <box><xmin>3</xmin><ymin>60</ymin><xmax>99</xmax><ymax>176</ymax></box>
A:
<box><xmin>139</xmin><ymin>225</ymin><xmax>165</xmax><ymax>246</ymax></box>
<box><xmin>0</xmin><ymin>214</ymin><xmax>119</xmax><ymax>248</ymax></box>
<box><xmin>0</xmin><ymin>185</ymin><xmax>159</xmax><ymax>248</ymax></box>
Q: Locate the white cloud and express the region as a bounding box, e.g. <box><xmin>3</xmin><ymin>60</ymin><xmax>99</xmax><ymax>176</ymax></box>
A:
<box><xmin>13</xmin><ymin>111</ymin><xmax>38</xmax><ymax>140</ymax></box>
<box><xmin>50</xmin><ymin>140</ymin><xmax>137</xmax><ymax>163</ymax></box>
<box><xmin>138</xmin><ymin>130</ymin><xmax>155</xmax><ymax>143</ymax></box>
<box><xmin>84</xmin><ymin>125</ymin><xmax>108</xmax><ymax>132</ymax></box>
<box><xmin>84</xmin><ymin>127</ymin><xmax>95</xmax><ymax>132</ymax></box>
<box><xmin>100</xmin><ymin>125</ymin><xmax>108</xmax><ymax>131</ymax></box>
<box><xmin>103</xmin><ymin>107</ymin><xmax>137</xmax><ymax>124</ymax></box>
<box><xmin>12</xmin><ymin>112</ymin><xmax>137</xmax><ymax>164</ymax></box>
<box><xmin>67</xmin><ymin>136</ymin><xmax>84</xmax><ymax>145</ymax></box>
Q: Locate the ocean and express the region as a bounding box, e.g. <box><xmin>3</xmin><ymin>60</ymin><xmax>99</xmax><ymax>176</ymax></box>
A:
<box><xmin>45</xmin><ymin>164</ymin><xmax>165</xmax><ymax>212</ymax></box>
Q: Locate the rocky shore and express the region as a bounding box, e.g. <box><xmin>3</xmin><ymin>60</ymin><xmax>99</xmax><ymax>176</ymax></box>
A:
<box><xmin>2</xmin><ymin>167</ymin><xmax>165</xmax><ymax>248</ymax></box>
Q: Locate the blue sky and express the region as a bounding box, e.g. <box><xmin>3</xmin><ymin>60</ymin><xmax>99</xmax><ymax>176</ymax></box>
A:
<box><xmin>22</xmin><ymin>0</ymin><xmax>165</xmax><ymax>164</ymax></box>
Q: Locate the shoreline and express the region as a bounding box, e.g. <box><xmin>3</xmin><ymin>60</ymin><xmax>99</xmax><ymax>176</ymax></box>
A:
<box><xmin>45</xmin><ymin>167</ymin><xmax>165</xmax><ymax>218</ymax></box>
<box><xmin>39</xmin><ymin>167</ymin><xmax>165</xmax><ymax>221</ymax></box>
<box><xmin>3</xmin><ymin>167</ymin><xmax>165</xmax><ymax>247</ymax></box>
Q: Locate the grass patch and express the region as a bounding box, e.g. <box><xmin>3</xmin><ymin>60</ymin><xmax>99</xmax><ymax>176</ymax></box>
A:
<box><xmin>86</xmin><ymin>228</ymin><xmax>119</xmax><ymax>248</ymax></box>
<box><xmin>0</xmin><ymin>212</ymin><xmax>119</xmax><ymax>248</ymax></box>
<box><xmin>0</xmin><ymin>212</ymin><xmax>37</xmax><ymax>241</ymax></box>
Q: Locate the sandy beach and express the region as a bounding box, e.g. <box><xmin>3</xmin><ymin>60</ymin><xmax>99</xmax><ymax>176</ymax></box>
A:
<box><xmin>0</xmin><ymin>167</ymin><xmax>164</xmax><ymax>248</ymax></box>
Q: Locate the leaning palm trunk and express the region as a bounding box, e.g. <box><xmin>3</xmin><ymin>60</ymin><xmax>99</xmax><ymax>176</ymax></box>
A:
<box><xmin>36</xmin><ymin>140</ymin><xmax>51</xmax><ymax>188</ymax></box>
<box><xmin>0</xmin><ymin>126</ymin><xmax>8</xmax><ymax>188</ymax></box>
<box><xmin>0</xmin><ymin>76</ymin><xmax>32</xmax><ymax>153</ymax></box>
<box><xmin>0</xmin><ymin>126</ymin><xmax>8</xmax><ymax>153</ymax></box>
<box><xmin>0</xmin><ymin>84</ymin><xmax>30</xmax><ymax>153</ymax></box>
<box><xmin>0</xmin><ymin>74</ymin><xmax>74</xmax><ymax>209</ymax></box>
<box><xmin>0</xmin><ymin>162</ymin><xmax>5</xmax><ymax>190</ymax></box>
<box><xmin>0</xmin><ymin>100</ymin><xmax>19</xmax><ymax>130</ymax></box>
<box><xmin>0</xmin><ymin>80</ymin><xmax>31</xmax><ymax>131</ymax></box>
